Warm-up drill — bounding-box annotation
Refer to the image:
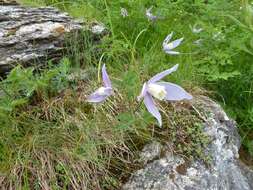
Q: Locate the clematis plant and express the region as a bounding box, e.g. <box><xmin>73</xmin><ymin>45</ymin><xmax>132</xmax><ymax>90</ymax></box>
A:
<box><xmin>137</xmin><ymin>64</ymin><xmax>192</xmax><ymax>126</ymax></box>
<box><xmin>190</xmin><ymin>24</ymin><xmax>203</xmax><ymax>34</ymax></box>
<box><xmin>87</xmin><ymin>64</ymin><xmax>113</xmax><ymax>103</ymax></box>
<box><xmin>163</xmin><ymin>32</ymin><xmax>184</xmax><ymax>55</ymax></box>
<box><xmin>146</xmin><ymin>6</ymin><xmax>158</xmax><ymax>21</ymax></box>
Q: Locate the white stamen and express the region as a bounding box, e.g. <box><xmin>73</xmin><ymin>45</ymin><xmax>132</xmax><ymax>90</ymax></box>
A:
<box><xmin>97</xmin><ymin>87</ymin><xmax>110</xmax><ymax>96</ymax></box>
<box><xmin>147</xmin><ymin>83</ymin><xmax>167</xmax><ymax>100</ymax></box>
<box><xmin>165</xmin><ymin>42</ymin><xmax>174</xmax><ymax>50</ymax></box>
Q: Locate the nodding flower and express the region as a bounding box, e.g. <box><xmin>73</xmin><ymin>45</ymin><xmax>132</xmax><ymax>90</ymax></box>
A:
<box><xmin>146</xmin><ymin>6</ymin><xmax>158</xmax><ymax>21</ymax></box>
<box><xmin>120</xmin><ymin>7</ymin><xmax>128</xmax><ymax>17</ymax></box>
<box><xmin>191</xmin><ymin>24</ymin><xmax>203</xmax><ymax>34</ymax></box>
<box><xmin>87</xmin><ymin>64</ymin><xmax>113</xmax><ymax>103</ymax></box>
<box><xmin>137</xmin><ymin>64</ymin><xmax>192</xmax><ymax>126</ymax></box>
<box><xmin>162</xmin><ymin>32</ymin><xmax>184</xmax><ymax>55</ymax></box>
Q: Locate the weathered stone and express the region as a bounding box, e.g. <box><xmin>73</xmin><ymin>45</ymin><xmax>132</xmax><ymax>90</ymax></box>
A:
<box><xmin>0</xmin><ymin>0</ymin><xmax>18</xmax><ymax>5</ymax></box>
<box><xmin>0</xmin><ymin>2</ymin><xmax>83</xmax><ymax>74</ymax></box>
<box><xmin>139</xmin><ymin>141</ymin><xmax>163</xmax><ymax>164</ymax></box>
<box><xmin>123</xmin><ymin>96</ymin><xmax>253</xmax><ymax>190</ymax></box>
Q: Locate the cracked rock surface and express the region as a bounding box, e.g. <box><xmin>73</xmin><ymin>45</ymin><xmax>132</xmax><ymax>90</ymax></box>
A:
<box><xmin>123</xmin><ymin>96</ymin><xmax>253</xmax><ymax>190</ymax></box>
<box><xmin>0</xmin><ymin>1</ymin><xmax>83</xmax><ymax>74</ymax></box>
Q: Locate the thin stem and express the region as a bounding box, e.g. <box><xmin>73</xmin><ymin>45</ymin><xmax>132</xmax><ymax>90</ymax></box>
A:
<box><xmin>104</xmin><ymin>0</ymin><xmax>115</xmax><ymax>39</ymax></box>
<box><xmin>98</xmin><ymin>53</ymin><xmax>106</xmax><ymax>83</ymax></box>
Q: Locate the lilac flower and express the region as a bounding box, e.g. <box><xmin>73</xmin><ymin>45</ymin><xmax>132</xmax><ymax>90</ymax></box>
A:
<box><xmin>121</xmin><ymin>7</ymin><xmax>128</xmax><ymax>17</ymax></box>
<box><xmin>163</xmin><ymin>32</ymin><xmax>184</xmax><ymax>55</ymax></box>
<box><xmin>146</xmin><ymin>6</ymin><xmax>158</xmax><ymax>21</ymax></box>
<box><xmin>190</xmin><ymin>24</ymin><xmax>203</xmax><ymax>34</ymax></box>
<box><xmin>87</xmin><ymin>64</ymin><xmax>113</xmax><ymax>103</ymax></box>
<box><xmin>137</xmin><ymin>64</ymin><xmax>192</xmax><ymax>126</ymax></box>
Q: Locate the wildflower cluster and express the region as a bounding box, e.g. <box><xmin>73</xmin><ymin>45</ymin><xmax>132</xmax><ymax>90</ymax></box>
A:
<box><xmin>87</xmin><ymin>33</ymin><xmax>192</xmax><ymax>126</ymax></box>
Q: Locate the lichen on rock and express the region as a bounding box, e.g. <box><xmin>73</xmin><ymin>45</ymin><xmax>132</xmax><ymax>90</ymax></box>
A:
<box><xmin>123</xmin><ymin>96</ymin><xmax>253</xmax><ymax>190</ymax></box>
<box><xmin>0</xmin><ymin>2</ymin><xmax>83</xmax><ymax>74</ymax></box>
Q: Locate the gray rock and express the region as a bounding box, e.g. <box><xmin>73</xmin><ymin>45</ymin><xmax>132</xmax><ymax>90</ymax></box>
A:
<box><xmin>139</xmin><ymin>141</ymin><xmax>163</xmax><ymax>164</ymax></box>
<box><xmin>123</xmin><ymin>96</ymin><xmax>253</xmax><ymax>190</ymax></box>
<box><xmin>0</xmin><ymin>1</ymin><xmax>83</xmax><ymax>74</ymax></box>
<box><xmin>0</xmin><ymin>0</ymin><xmax>18</xmax><ymax>5</ymax></box>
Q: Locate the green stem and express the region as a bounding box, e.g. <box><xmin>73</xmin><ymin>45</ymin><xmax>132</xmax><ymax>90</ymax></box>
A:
<box><xmin>104</xmin><ymin>0</ymin><xmax>115</xmax><ymax>39</ymax></box>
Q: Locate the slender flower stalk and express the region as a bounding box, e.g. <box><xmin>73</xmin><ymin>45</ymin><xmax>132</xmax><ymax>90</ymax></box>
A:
<box><xmin>162</xmin><ymin>32</ymin><xmax>184</xmax><ymax>55</ymax></box>
<box><xmin>137</xmin><ymin>64</ymin><xmax>192</xmax><ymax>126</ymax></box>
<box><xmin>87</xmin><ymin>64</ymin><xmax>113</xmax><ymax>103</ymax></box>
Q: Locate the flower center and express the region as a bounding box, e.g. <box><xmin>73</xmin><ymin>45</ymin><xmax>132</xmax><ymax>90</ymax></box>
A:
<box><xmin>147</xmin><ymin>83</ymin><xmax>167</xmax><ymax>100</ymax></box>
<box><xmin>166</xmin><ymin>42</ymin><xmax>174</xmax><ymax>50</ymax></box>
<box><xmin>97</xmin><ymin>87</ymin><xmax>111</xmax><ymax>96</ymax></box>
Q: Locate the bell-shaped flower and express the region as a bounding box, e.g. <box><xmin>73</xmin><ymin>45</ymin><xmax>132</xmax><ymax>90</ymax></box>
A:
<box><xmin>162</xmin><ymin>32</ymin><xmax>184</xmax><ymax>55</ymax></box>
<box><xmin>121</xmin><ymin>7</ymin><xmax>128</xmax><ymax>17</ymax></box>
<box><xmin>137</xmin><ymin>64</ymin><xmax>192</xmax><ymax>126</ymax></box>
<box><xmin>87</xmin><ymin>64</ymin><xmax>113</xmax><ymax>103</ymax></box>
<box><xmin>146</xmin><ymin>6</ymin><xmax>158</xmax><ymax>21</ymax></box>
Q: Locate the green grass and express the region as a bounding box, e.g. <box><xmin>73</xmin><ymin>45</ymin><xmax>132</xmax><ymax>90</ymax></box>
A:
<box><xmin>1</xmin><ymin>0</ymin><xmax>253</xmax><ymax>188</ymax></box>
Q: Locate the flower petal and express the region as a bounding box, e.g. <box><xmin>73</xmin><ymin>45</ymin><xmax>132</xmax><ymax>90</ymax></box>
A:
<box><xmin>165</xmin><ymin>37</ymin><xmax>184</xmax><ymax>50</ymax></box>
<box><xmin>137</xmin><ymin>82</ymin><xmax>148</xmax><ymax>101</ymax></box>
<box><xmin>157</xmin><ymin>82</ymin><xmax>193</xmax><ymax>101</ymax></box>
<box><xmin>87</xmin><ymin>93</ymin><xmax>108</xmax><ymax>103</ymax></box>
<box><xmin>164</xmin><ymin>50</ymin><xmax>180</xmax><ymax>55</ymax></box>
<box><xmin>144</xmin><ymin>94</ymin><xmax>162</xmax><ymax>127</ymax></box>
<box><xmin>87</xmin><ymin>87</ymin><xmax>112</xmax><ymax>103</ymax></box>
<box><xmin>162</xmin><ymin>32</ymin><xmax>174</xmax><ymax>47</ymax></box>
<box><xmin>102</xmin><ymin>64</ymin><xmax>112</xmax><ymax>88</ymax></box>
<box><xmin>146</xmin><ymin>6</ymin><xmax>157</xmax><ymax>21</ymax></box>
<box><xmin>148</xmin><ymin>64</ymin><xmax>179</xmax><ymax>83</ymax></box>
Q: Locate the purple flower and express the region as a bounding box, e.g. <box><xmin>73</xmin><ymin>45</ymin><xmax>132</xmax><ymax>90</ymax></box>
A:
<box><xmin>87</xmin><ymin>64</ymin><xmax>113</xmax><ymax>103</ymax></box>
<box><xmin>163</xmin><ymin>32</ymin><xmax>184</xmax><ymax>55</ymax></box>
<box><xmin>190</xmin><ymin>24</ymin><xmax>203</xmax><ymax>34</ymax></box>
<box><xmin>146</xmin><ymin>6</ymin><xmax>158</xmax><ymax>21</ymax></box>
<box><xmin>137</xmin><ymin>64</ymin><xmax>192</xmax><ymax>126</ymax></box>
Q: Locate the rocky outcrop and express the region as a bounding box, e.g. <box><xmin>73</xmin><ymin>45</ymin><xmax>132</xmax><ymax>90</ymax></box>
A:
<box><xmin>0</xmin><ymin>1</ymin><xmax>82</xmax><ymax>74</ymax></box>
<box><xmin>123</xmin><ymin>96</ymin><xmax>253</xmax><ymax>190</ymax></box>
<box><xmin>0</xmin><ymin>1</ymin><xmax>106</xmax><ymax>74</ymax></box>
<box><xmin>0</xmin><ymin>0</ymin><xmax>18</xmax><ymax>5</ymax></box>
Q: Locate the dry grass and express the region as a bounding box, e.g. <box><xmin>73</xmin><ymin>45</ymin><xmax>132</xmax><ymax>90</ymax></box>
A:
<box><xmin>0</xmin><ymin>78</ymin><xmax>209</xmax><ymax>189</ymax></box>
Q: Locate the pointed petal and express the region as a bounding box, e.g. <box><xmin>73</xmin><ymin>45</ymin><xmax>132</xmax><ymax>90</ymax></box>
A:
<box><xmin>163</xmin><ymin>32</ymin><xmax>174</xmax><ymax>47</ymax></box>
<box><xmin>146</xmin><ymin>7</ymin><xmax>157</xmax><ymax>21</ymax></box>
<box><xmin>102</xmin><ymin>64</ymin><xmax>112</xmax><ymax>88</ymax></box>
<box><xmin>193</xmin><ymin>28</ymin><xmax>203</xmax><ymax>33</ymax></box>
<box><xmin>144</xmin><ymin>94</ymin><xmax>162</xmax><ymax>127</ymax></box>
<box><xmin>167</xmin><ymin>37</ymin><xmax>184</xmax><ymax>49</ymax></box>
<box><xmin>146</xmin><ymin>6</ymin><xmax>153</xmax><ymax>15</ymax></box>
<box><xmin>87</xmin><ymin>87</ymin><xmax>112</xmax><ymax>103</ymax></box>
<box><xmin>164</xmin><ymin>50</ymin><xmax>180</xmax><ymax>55</ymax></box>
<box><xmin>157</xmin><ymin>82</ymin><xmax>193</xmax><ymax>101</ymax></box>
<box><xmin>137</xmin><ymin>82</ymin><xmax>148</xmax><ymax>101</ymax></box>
<box><xmin>87</xmin><ymin>93</ymin><xmax>108</xmax><ymax>103</ymax></box>
<box><xmin>148</xmin><ymin>64</ymin><xmax>179</xmax><ymax>83</ymax></box>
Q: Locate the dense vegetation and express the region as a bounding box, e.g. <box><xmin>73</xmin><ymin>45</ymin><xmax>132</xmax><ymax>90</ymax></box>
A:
<box><xmin>1</xmin><ymin>0</ymin><xmax>253</xmax><ymax>189</ymax></box>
